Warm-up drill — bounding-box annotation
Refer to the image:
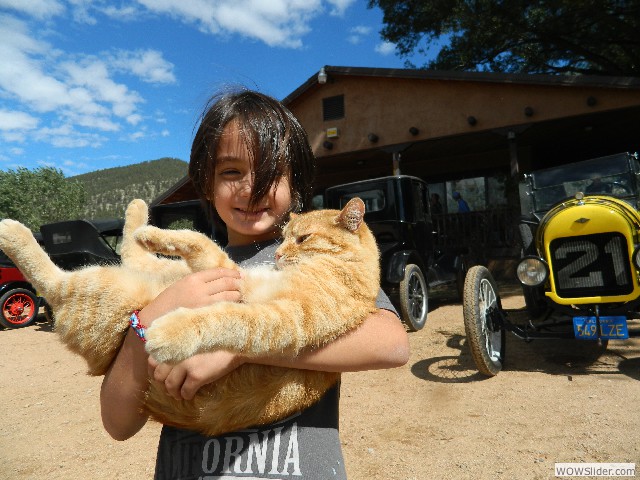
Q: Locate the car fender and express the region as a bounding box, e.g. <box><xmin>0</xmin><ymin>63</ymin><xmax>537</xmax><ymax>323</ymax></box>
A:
<box><xmin>386</xmin><ymin>250</ymin><xmax>422</xmax><ymax>284</ymax></box>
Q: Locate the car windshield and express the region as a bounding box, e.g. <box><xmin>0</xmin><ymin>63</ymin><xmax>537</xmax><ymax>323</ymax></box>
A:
<box><xmin>529</xmin><ymin>154</ymin><xmax>639</xmax><ymax>213</ymax></box>
<box><xmin>337</xmin><ymin>189</ymin><xmax>386</xmax><ymax>212</ymax></box>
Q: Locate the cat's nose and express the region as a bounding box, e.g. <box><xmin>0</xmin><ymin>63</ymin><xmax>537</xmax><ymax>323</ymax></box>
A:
<box><xmin>274</xmin><ymin>252</ymin><xmax>281</xmax><ymax>261</ymax></box>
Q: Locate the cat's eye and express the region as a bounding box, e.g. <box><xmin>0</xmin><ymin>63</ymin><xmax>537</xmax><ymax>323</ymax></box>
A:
<box><xmin>296</xmin><ymin>234</ymin><xmax>311</xmax><ymax>244</ymax></box>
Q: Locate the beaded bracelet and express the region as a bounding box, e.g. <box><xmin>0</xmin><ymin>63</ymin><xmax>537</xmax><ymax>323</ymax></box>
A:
<box><xmin>129</xmin><ymin>310</ymin><xmax>147</xmax><ymax>342</ymax></box>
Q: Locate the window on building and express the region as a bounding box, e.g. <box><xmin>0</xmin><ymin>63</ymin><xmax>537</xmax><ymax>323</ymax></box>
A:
<box><xmin>322</xmin><ymin>95</ymin><xmax>344</xmax><ymax>121</ymax></box>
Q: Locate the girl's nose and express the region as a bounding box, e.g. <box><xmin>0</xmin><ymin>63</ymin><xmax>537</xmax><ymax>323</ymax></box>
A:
<box><xmin>238</xmin><ymin>174</ymin><xmax>254</xmax><ymax>197</ymax></box>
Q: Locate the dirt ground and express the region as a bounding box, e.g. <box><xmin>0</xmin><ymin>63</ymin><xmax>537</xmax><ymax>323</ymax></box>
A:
<box><xmin>1</xmin><ymin>287</ymin><xmax>639</xmax><ymax>479</ymax></box>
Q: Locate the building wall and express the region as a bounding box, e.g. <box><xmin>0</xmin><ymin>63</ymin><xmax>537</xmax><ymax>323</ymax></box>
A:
<box><xmin>288</xmin><ymin>75</ymin><xmax>640</xmax><ymax>159</ymax></box>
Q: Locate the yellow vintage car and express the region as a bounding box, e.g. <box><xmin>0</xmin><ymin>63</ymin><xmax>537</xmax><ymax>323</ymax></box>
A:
<box><xmin>463</xmin><ymin>152</ymin><xmax>640</xmax><ymax>376</ymax></box>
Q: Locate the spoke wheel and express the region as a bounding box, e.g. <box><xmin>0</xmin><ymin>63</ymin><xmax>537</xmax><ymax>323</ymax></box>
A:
<box><xmin>0</xmin><ymin>288</ymin><xmax>38</xmax><ymax>329</ymax></box>
<box><xmin>463</xmin><ymin>266</ymin><xmax>505</xmax><ymax>376</ymax></box>
<box><xmin>399</xmin><ymin>264</ymin><xmax>428</xmax><ymax>331</ymax></box>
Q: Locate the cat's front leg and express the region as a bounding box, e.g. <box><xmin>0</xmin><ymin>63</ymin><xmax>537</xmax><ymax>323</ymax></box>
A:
<box><xmin>144</xmin><ymin>300</ymin><xmax>305</xmax><ymax>363</ymax></box>
<box><xmin>0</xmin><ymin>219</ymin><xmax>63</xmax><ymax>295</ymax></box>
<box><xmin>144</xmin><ymin>307</ymin><xmax>214</xmax><ymax>363</ymax></box>
<box><xmin>134</xmin><ymin>226</ymin><xmax>237</xmax><ymax>272</ymax></box>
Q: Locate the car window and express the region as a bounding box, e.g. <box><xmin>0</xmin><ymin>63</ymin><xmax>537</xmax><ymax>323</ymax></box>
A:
<box><xmin>339</xmin><ymin>189</ymin><xmax>385</xmax><ymax>212</ymax></box>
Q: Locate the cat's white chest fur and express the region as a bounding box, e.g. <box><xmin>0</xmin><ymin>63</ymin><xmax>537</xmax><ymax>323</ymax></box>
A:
<box><xmin>241</xmin><ymin>265</ymin><xmax>284</xmax><ymax>303</ymax></box>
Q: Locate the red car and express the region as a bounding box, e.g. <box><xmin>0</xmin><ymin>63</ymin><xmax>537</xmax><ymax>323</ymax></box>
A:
<box><xmin>0</xmin><ymin>251</ymin><xmax>41</xmax><ymax>329</ymax></box>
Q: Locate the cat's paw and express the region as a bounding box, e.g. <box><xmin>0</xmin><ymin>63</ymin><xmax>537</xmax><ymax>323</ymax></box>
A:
<box><xmin>0</xmin><ymin>219</ymin><xmax>33</xmax><ymax>249</ymax></box>
<box><xmin>124</xmin><ymin>199</ymin><xmax>149</xmax><ymax>232</ymax></box>
<box><xmin>145</xmin><ymin>311</ymin><xmax>200</xmax><ymax>363</ymax></box>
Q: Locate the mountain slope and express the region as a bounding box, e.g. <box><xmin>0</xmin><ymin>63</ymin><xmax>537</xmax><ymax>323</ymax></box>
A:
<box><xmin>71</xmin><ymin>157</ymin><xmax>188</xmax><ymax>219</ymax></box>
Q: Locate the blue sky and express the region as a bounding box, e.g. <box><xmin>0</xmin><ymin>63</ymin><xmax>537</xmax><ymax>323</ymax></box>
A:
<box><xmin>0</xmin><ymin>0</ymin><xmax>425</xmax><ymax>177</ymax></box>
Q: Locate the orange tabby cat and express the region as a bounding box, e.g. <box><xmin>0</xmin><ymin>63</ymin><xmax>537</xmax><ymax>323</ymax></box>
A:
<box><xmin>0</xmin><ymin>197</ymin><xmax>380</xmax><ymax>436</ymax></box>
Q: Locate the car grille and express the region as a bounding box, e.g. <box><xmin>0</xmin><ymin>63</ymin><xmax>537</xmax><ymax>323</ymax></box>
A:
<box><xmin>549</xmin><ymin>232</ymin><xmax>633</xmax><ymax>298</ymax></box>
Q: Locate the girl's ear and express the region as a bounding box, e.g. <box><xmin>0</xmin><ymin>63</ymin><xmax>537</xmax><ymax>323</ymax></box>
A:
<box><xmin>337</xmin><ymin>197</ymin><xmax>365</xmax><ymax>232</ymax></box>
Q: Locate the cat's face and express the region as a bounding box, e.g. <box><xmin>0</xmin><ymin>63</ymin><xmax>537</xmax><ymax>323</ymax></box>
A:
<box><xmin>275</xmin><ymin>198</ymin><xmax>371</xmax><ymax>269</ymax></box>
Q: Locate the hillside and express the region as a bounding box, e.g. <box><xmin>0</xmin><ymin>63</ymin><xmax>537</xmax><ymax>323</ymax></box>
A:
<box><xmin>71</xmin><ymin>157</ymin><xmax>188</xmax><ymax>220</ymax></box>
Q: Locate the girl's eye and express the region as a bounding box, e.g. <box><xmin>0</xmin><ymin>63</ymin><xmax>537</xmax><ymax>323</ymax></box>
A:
<box><xmin>296</xmin><ymin>234</ymin><xmax>311</xmax><ymax>244</ymax></box>
<box><xmin>219</xmin><ymin>169</ymin><xmax>241</xmax><ymax>177</ymax></box>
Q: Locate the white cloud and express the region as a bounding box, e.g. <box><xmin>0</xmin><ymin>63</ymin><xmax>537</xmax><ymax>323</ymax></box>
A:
<box><xmin>33</xmin><ymin>124</ymin><xmax>106</xmax><ymax>148</ymax></box>
<box><xmin>375</xmin><ymin>41</ymin><xmax>396</xmax><ymax>56</ymax></box>
<box><xmin>67</xmin><ymin>0</ymin><xmax>98</xmax><ymax>24</ymax></box>
<box><xmin>0</xmin><ymin>109</ymin><xmax>39</xmax><ymax>131</ymax></box>
<box><xmin>326</xmin><ymin>0</ymin><xmax>355</xmax><ymax>16</ymax></box>
<box><xmin>127</xmin><ymin>114</ymin><xmax>143</xmax><ymax>125</ymax></box>
<box><xmin>0</xmin><ymin>14</ymin><xmax>178</xmax><ymax>152</ymax></box>
<box><xmin>134</xmin><ymin>0</ymin><xmax>352</xmax><ymax>48</ymax></box>
<box><xmin>348</xmin><ymin>25</ymin><xmax>371</xmax><ymax>44</ymax></box>
<box><xmin>0</xmin><ymin>18</ymin><xmax>129</xmax><ymax>121</ymax></box>
<box><xmin>109</xmin><ymin>49</ymin><xmax>177</xmax><ymax>85</ymax></box>
<box><xmin>0</xmin><ymin>0</ymin><xmax>64</xmax><ymax>19</ymax></box>
<box><xmin>60</xmin><ymin>59</ymin><xmax>144</xmax><ymax>120</ymax></box>
<box><xmin>128</xmin><ymin>130</ymin><xmax>146</xmax><ymax>141</ymax></box>
<box><xmin>101</xmin><ymin>5</ymin><xmax>141</xmax><ymax>20</ymax></box>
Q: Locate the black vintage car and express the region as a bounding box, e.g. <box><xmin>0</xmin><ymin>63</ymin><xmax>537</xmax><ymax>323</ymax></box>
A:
<box><xmin>39</xmin><ymin>218</ymin><xmax>125</xmax><ymax>269</ymax></box>
<box><xmin>324</xmin><ymin>175</ymin><xmax>470</xmax><ymax>331</ymax></box>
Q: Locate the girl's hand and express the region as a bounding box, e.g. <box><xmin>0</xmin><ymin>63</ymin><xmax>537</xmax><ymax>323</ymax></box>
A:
<box><xmin>148</xmin><ymin>351</ymin><xmax>246</xmax><ymax>400</ymax></box>
<box><xmin>140</xmin><ymin>268</ymin><xmax>242</xmax><ymax>326</ymax></box>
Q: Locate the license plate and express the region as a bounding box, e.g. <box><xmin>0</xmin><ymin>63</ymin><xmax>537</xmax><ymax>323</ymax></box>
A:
<box><xmin>573</xmin><ymin>316</ymin><xmax>629</xmax><ymax>340</ymax></box>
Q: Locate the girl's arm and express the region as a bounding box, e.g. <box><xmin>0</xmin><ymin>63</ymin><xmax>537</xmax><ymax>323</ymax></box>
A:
<box><xmin>262</xmin><ymin>308</ymin><xmax>409</xmax><ymax>370</ymax></box>
<box><xmin>151</xmin><ymin>308</ymin><xmax>409</xmax><ymax>401</ymax></box>
<box><xmin>100</xmin><ymin>268</ymin><xmax>242</xmax><ymax>441</ymax></box>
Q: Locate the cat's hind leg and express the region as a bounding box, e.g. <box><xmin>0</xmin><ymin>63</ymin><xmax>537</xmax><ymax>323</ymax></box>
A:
<box><xmin>0</xmin><ymin>219</ymin><xmax>63</xmax><ymax>298</ymax></box>
<box><xmin>119</xmin><ymin>199</ymin><xmax>150</xmax><ymax>266</ymax></box>
<box><xmin>134</xmin><ymin>226</ymin><xmax>237</xmax><ymax>272</ymax></box>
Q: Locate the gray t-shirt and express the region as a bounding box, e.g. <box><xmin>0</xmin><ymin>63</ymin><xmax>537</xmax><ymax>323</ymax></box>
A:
<box><xmin>155</xmin><ymin>239</ymin><xmax>397</xmax><ymax>480</ymax></box>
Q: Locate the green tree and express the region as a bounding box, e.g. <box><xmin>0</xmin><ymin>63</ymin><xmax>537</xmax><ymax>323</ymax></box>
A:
<box><xmin>368</xmin><ymin>0</ymin><xmax>640</xmax><ymax>75</ymax></box>
<box><xmin>0</xmin><ymin>167</ymin><xmax>86</xmax><ymax>231</ymax></box>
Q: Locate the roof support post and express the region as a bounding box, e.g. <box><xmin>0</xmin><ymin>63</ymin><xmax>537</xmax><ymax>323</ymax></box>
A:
<box><xmin>508</xmin><ymin>130</ymin><xmax>519</xmax><ymax>177</ymax></box>
<box><xmin>393</xmin><ymin>151</ymin><xmax>401</xmax><ymax>176</ymax></box>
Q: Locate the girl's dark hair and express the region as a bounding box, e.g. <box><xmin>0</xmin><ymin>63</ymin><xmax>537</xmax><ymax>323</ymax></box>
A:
<box><xmin>189</xmin><ymin>89</ymin><xmax>316</xmax><ymax>217</ymax></box>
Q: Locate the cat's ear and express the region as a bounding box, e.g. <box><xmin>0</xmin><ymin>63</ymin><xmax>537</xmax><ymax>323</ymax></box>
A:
<box><xmin>337</xmin><ymin>197</ymin><xmax>365</xmax><ymax>232</ymax></box>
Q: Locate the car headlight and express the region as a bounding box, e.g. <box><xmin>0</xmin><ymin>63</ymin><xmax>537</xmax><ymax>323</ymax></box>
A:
<box><xmin>516</xmin><ymin>257</ymin><xmax>549</xmax><ymax>286</ymax></box>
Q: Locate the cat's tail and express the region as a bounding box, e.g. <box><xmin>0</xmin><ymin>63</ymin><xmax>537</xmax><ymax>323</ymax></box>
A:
<box><xmin>0</xmin><ymin>219</ymin><xmax>64</xmax><ymax>297</ymax></box>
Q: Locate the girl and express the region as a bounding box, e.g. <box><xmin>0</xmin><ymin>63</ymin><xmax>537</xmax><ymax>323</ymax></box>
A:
<box><xmin>100</xmin><ymin>89</ymin><xmax>409</xmax><ymax>479</ymax></box>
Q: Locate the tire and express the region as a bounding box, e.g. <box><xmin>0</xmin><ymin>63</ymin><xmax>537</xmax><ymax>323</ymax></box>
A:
<box><xmin>0</xmin><ymin>288</ymin><xmax>39</xmax><ymax>329</ymax></box>
<box><xmin>462</xmin><ymin>266</ymin><xmax>505</xmax><ymax>376</ymax></box>
<box><xmin>399</xmin><ymin>264</ymin><xmax>428</xmax><ymax>331</ymax></box>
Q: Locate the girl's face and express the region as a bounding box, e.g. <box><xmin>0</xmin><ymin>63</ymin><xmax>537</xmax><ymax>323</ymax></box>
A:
<box><xmin>212</xmin><ymin>120</ymin><xmax>293</xmax><ymax>246</ymax></box>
